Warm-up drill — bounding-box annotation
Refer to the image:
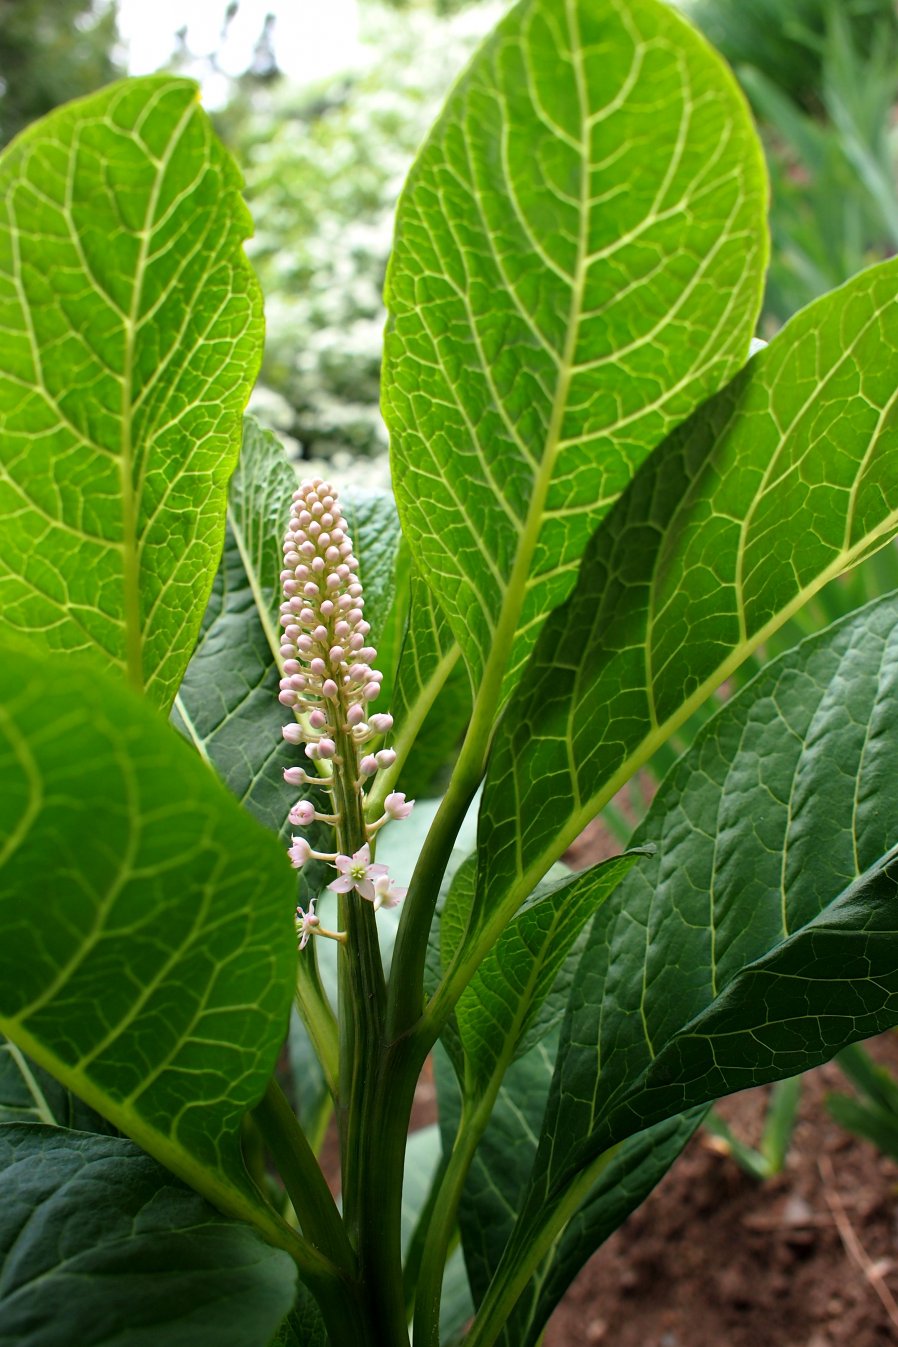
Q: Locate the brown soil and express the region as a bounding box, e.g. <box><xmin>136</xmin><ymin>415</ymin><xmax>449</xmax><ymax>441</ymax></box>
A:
<box><xmin>545</xmin><ymin>1034</ymin><xmax>898</xmax><ymax>1347</ymax></box>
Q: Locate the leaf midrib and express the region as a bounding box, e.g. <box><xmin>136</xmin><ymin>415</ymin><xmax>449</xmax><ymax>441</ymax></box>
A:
<box><xmin>120</xmin><ymin>95</ymin><xmax>198</xmax><ymax>694</ymax></box>
<box><xmin>464</xmin><ymin>0</ymin><xmax>592</xmax><ymax>740</ymax></box>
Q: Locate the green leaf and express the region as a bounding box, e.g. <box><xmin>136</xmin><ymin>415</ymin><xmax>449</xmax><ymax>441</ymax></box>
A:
<box><xmin>0</xmin><ymin>1037</ymin><xmax>114</xmax><ymax>1133</ymax></box>
<box><xmin>456</xmin><ymin>856</ymin><xmax>636</xmax><ymax>1099</ymax></box>
<box><xmin>341</xmin><ymin>488</ymin><xmax>402</xmax><ymax>655</ymax></box>
<box><xmin>435</xmin><ymin>1035</ymin><xmax>704</xmax><ymax>1347</ymax></box>
<box><xmin>383</xmin><ymin>0</ymin><xmax>767</xmax><ymax>696</ymax></box>
<box><xmin>172</xmin><ymin>419</ymin><xmax>301</xmax><ymax>840</ymax></box>
<box><xmin>0</xmin><ymin>639</ymin><xmax>296</xmax><ymax>1244</ymax></box>
<box><xmin>0</xmin><ymin>77</ymin><xmax>263</xmax><ymax>708</ymax></box>
<box><xmin>499</xmin><ymin>592</ymin><xmax>898</xmax><ymax>1316</ymax></box>
<box><xmin>479</xmin><ymin>256</ymin><xmax>898</xmax><ymax>934</ymax></box>
<box><xmin>390</xmin><ymin>574</ymin><xmax>471</xmax><ymax>798</ymax></box>
<box><xmin>0</xmin><ymin>1125</ymin><xmax>296</xmax><ymax>1347</ymax></box>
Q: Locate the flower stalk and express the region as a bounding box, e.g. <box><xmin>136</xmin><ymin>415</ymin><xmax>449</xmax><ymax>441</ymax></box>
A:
<box><xmin>276</xmin><ymin>480</ymin><xmax>417</xmax><ymax>1340</ymax></box>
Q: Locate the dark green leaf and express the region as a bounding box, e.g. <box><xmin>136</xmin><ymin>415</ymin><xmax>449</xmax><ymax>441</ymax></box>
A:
<box><xmin>383</xmin><ymin>0</ymin><xmax>767</xmax><ymax>695</ymax></box>
<box><xmin>0</xmin><ymin>1037</ymin><xmax>114</xmax><ymax>1133</ymax></box>
<box><xmin>499</xmin><ymin>593</ymin><xmax>898</xmax><ymax>1319</ymax></box>
<box><xmin>0</xmin><ymin>1125</ymin><xmax>296</xmax><ymax>1347</ymax></box>
<box><xmin>172</xmin><ymin>419</ymin><xmax>298</xmax><ymax>839</ymax></box>
<box><xmin>0</xmin><ymin>77</ymin><xmax>263</xmax><ymax>708</ymax></box>
<box><xmin>341</xmin><ymin>489</ymin><xmax>401</xmax><ymax>655</ymax></box>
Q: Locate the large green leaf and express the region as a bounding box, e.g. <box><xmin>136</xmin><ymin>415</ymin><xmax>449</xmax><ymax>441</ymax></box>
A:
<box><xmin>172</xmin><ymin>419</ymin><xmax>300</xmax><ymax>839</ymax></box>
<box><xmin>0</xmin><ymin>77</ymin><xmax>263</xmax><ymax>708</ymax></box>
<box><xmin>478</xmin><ymin>257</ymin><xmax>898</xmax><ymax>932</ymax></box>
<box><xmin>0</xmin><ymin>639</ymin><xmax>296</xmax><ymax>1244</ymax></box>
<box><xmin>0</xmin><ymin>1126</ymin><xmax>296</xmax><ymax>1347</ymax></box>
<box><xmin>453</xmin><ymin>856</ymin><xmax>636</xmax><ymax>1099</ymax></box>
<box><xmin>341</xmin><ymin>489</ymin><xmax>402</xmax><ymax>655</ymax></box>
<box><xmin>388</xmin><ymin>575</ymin><xmax>471</xmax><ymax>799</ymax></box>
<box><xmin>0</xmin><ymin>1038</ymin><xmax>113</xmax><ymax>1133</ymax></box>
<box><xmin>383</xmin><ymin>0</ymin><xmax>767</xmax><ymax>696</ymax></box>
<box><xmin>480</xmin><ymin>593</ymin><xmax>898</xmax><ymax>1334</ymax></box>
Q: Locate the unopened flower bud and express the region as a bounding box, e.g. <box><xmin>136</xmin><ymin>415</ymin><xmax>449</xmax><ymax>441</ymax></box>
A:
<box><xmin>384</xmin><ymin>791</ymin><xmax>414</xmax><ymax>819</ymax></box>
<box><xmin>288</xmin><ymin>837</ymin><xmax>312</xmax><ymax>869</ymax></box>
<box><xmin>289</xmin><ymin>801</ymin><xmax>317</xmax><ymax>827</ymax></box>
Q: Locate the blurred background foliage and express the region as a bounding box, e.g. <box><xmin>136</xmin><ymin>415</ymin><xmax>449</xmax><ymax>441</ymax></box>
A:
<box><xmin>0</xmin><ymin>0</ymin><xmax>122</xmax><ymax>144</ymax></box>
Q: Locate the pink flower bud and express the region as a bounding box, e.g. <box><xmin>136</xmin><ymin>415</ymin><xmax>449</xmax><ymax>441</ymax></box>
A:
<box><xmin>284</xmin><ymin>767</ymin><xmax>308</xmax><ymax>786</ymax></box>
<box><xmin>288</xmin><ymin>837</ymin><xmax>312</xmax><ymax>869</ymax></box>
<box><xmin>309</xmin><ymin>709</ymin><xmax>328</xmax><ymax>729</ymax></box>
<box><xmin>289</xmin><ymin>801</ymin><xmax>317</xmax><ymax>827</ymax></box>
<box><xmin>282</xmin><ymin>723</ymin><xmax>304</xmax><ymax>744</ymax></box>
<box><xmin>384</xmin><ymin>792</ymin><xmax>414</xmax><ymax>820</ymax></box>
<box><xmin>368</xmin><ymin>713</ymin><xmax>393</xmax><ymax>734</ymax></box>
<box><xmin>360</xmin><ymin>755</ymin><xmax>378</xmax><ymax>777</ymax></box>
<box><xmin>375</xmin><ymin>749</ymin><xmax>396</xmax><ymax>770</ymax></box>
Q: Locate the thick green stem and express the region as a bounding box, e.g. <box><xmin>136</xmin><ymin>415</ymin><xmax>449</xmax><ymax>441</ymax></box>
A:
<box><xmin>253</xmin><ymin>1076</ymin><xmax>355</xmax><ymax>1274</ymax></box>
<box><xmin>356</xmin><ymin>1035</ymin><xmax>423</xmax><ymax>1347</ymax></box>
<box><xmin>334</xmin><ymin>724</ymin><xmax>387</xmax><ymax>1243</ymax></box>
<box><xmin>385</xmin><ymin>722</ymin><xmax>487</xmax><ymax>1041</ymax></box>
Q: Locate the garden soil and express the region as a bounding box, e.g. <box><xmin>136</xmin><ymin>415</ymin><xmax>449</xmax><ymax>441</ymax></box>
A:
<box><xmin>544</xmin><ymin>1035</ymin><xmax>898</xmax><ymax>1347</ymax></box>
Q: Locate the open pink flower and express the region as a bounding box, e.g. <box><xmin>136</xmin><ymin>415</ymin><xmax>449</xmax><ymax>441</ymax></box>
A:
<box><xmin>372</xmin><ymin>873</ymin><xmax>408</xmax><ymax>911</ymax></box>
<box><xmin>295</xmin><ymin>899</ymin><xmax>320</xmax><ymax>949</ymax></box>
<box><xmin>327</xmin><ymin>843</ymin><xmax>388</xmax><ymax>901</ymax></box>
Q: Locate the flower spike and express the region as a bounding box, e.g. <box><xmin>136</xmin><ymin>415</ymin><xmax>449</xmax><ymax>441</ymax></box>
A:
<box><xmin>277</xmin><ymin>478</ymin><xmax>414</xmax><ymax>944</ymax></box>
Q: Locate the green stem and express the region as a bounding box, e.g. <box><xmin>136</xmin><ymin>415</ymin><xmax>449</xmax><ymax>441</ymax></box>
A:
<box><xmin>329</xmin><ymin>722</ymin><xmax>410</xmax><ymax>1345</ymax></box>
<box><xmin>385</xmin><ymin>717</ymin><xmax>488</xmax><ymax>1041</ymax></box>
<box><xmin>356</xmin><ymin>1035</ymin><xmax>423</xmax><ymax>1347</ymax></box>
<box><xmin>413</xmin><ymin>1095</ymin><xmax>486</xmax><ymax>1347</ymax></box>
<box><xmin>295</xmin><ymin>940</ymin><xmax>339</xmax><ymax>1096</ymax></box>
<box><xmin>253</xmin><ymin>1076</ymin><xmax>356</xmax><ymax>1274</ymax></box>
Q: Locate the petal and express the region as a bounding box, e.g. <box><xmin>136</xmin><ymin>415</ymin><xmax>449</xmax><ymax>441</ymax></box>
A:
<box><xmin>356</xmin><ymin>879</ymin><xmax>375</xmax><ymax>901</ymax></box>
<box><xmin>328</xmin><ymin>876</ymin><xmax>354</xmax><ymax>893</ymax></box>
